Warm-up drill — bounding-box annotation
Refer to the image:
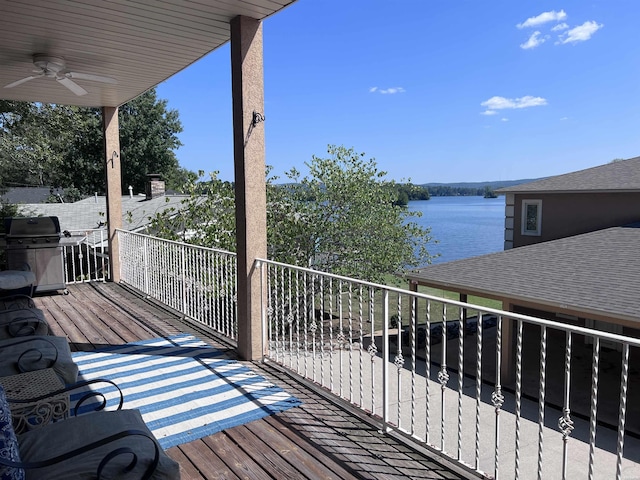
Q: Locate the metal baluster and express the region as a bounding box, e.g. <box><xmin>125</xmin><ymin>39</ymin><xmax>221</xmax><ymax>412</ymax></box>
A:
<box><xmin>209</xmin><ymin>251</ymin><xmax>215</xmax><ymax>331</ymax></box>
<box><xmin>440</xmin><ymin>303</ymin><xmax>449</xmax><ymax>452</ymax></box>
<box><xmin>457</xmin><ymin>305</ymin><xmax>464</xmax><ymax>460</ymax></box>
<box><xmin>266</xmin><ymin>264</ymin><xmax>274</xmax><ymax>357</ymax></box>
<box><xmin>99</xmin><ymin>230</ymin><xmax>106</xmax><ymax>282</ymax></box>
<box><xmin>382</xmin><ymin>289</ymin><xmax>390</xmax><ymax>430</ymax></box>
<box><xmin>311</xmin><ymin>273</ymin><xmax>317</xmax><ymax>383</ymax></box>
<box><xmin>287</xmin><ymin>268</ymin><xmax>294</xmax><ymax>369</ymax></box>
<box><xmin>514</xmin><ymin>319</ymin><xmax>523</xmax><ymax>479</ymax></box>
<box><xmin>295</xmin><ymin>269</ymin><xmax>301</xmax><ymax>373</ymax></box>
<box><xmin>273</xmin><ymin>266</ymin><xmax>280</xmax><ymax>362</ymax></box>
<box><xmin>348</xmin><ymin>283</ymin><xmax>354</xmax><ymax>404</ymax></box>
<box><xmin>537</xmin><ymin>325</ymin><xmax>547</xmax><ymax>480</ymax></box>
<box><xmin>425</xmin><ymin>299</ymin><xmax>431</xmax><ymax>445</ymax></box>
<box><xmin>368</xmin><ymin>287</ymin><xmax>377</xmax><ymax>417</ymax></box>
<box><xmin>329</xmin><ymin>277</ymin><xmax>335</xmax><ymax>393</ymax></box>
<box><xmin>475</xmin><ymin>311</ymin><xmax>484</xmax><ymax>470</ymax></box>
<box><xmin>395</xmin><ymin>295</ymin><xmax>404</xmax><ymax>430</ymax></box>
<box><xmin>410</xmin><ymin>292</ymin><xmax>417</xmax><ymax>437</ymax></box>
<box><xmin>492</xmin><ymin>315</ymin><xmax>505</xmax><ymax>480</ymax></box>
<box><xmin>559</xmin><ymin>331</ymin><xmax>574</xmax><ymax>480</ymax></box>
<box><xmin>615</xmin><ymin>343</ymin><xmax>630</xmax><ymax>480</ymax></box>
<box><xmin>358</xmin><ymin>284</ymin><xmax>364</xmax><ymax>408</ymax></box>
<box><xmin>338</xmin><ymin>279</ymin><xmax>344</xmax><ymax>397</ymax></box>
<box><xmin>303</xmin><ymin>271</ymin><xmax>309</xmax><ymax>378</ymax></box>
<box><xmin>588</xmin><ymin>337</ymin><xmax>600</xmax><ymax>480</ymax></box>
<box><xmin>180</xmin><ymin>243</ymin><xmax>187</xmax><ymax>316</ymax></box>
<box><xmin>320</xmin><ymin>276</ymin><xmax>325</xmax><ymax>388</ymax></box>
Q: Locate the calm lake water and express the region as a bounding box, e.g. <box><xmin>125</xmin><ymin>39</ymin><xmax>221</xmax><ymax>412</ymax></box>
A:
<box><xmin>408</xmin><ymin>196</ymin><xmax>505</xmax><ymax>265</ymax></box>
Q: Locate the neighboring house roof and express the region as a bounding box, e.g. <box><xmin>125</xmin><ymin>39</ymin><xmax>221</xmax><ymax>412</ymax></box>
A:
<box><xmin>1</xmin><ymin>187</ymin><xmax>64</xmax><ymax>204</ymax></box>
<box><xmin>15</xmin><ymin>194</ymin><xmax>189</xmax><ymax>233</ymax></box>
<box><xmin>497</xmin><ymin>156</ymin><xmax>640</xmax><ymax>194</ymax></box>
<box><xmin>407</xmin><ymin>224</ymin><xmax>640</xmax><ymax>325</ymax></box>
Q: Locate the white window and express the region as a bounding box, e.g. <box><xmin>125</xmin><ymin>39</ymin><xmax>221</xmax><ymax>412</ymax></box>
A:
<box><xmin>521</xmin><ymin>199</ymin><xmax>542</xmax><ymax>236</ymax></box>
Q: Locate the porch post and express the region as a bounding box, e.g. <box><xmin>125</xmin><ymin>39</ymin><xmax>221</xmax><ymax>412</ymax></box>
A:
<box><xmin>102</xmin><ymin>106</ymin><xmax>122</xmax><ymax>283</ymax></box>
<box><xmin>231</xmin><ymin>16</ymin><xmax>267</xmax><ymax>361</ymax></box>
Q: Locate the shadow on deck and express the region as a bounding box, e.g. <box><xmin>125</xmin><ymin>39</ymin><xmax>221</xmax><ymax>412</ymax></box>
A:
<box><xmin>33</xmin><ymin>282</ymin><xmax>473</xmax><ymax>480</ymax></box>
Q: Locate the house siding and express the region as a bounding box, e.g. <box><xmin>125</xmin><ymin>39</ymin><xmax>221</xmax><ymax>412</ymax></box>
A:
<box><xmin>511</xmin><ymin>191</ymin><xmax>640</xmax><ymax>248</ymax></box>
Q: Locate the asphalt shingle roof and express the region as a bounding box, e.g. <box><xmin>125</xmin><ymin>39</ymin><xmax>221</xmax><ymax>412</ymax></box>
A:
<box><xmin>14</xmin><ymin>194</ymin><xmax>189</xmax><ymax>233</ymax></box>
<box><xmin>407</xmin><ymin>225</ymin><xmax>640</xmax><ymax>324</ymax></box>
<box><xmin>497</xmin><ymin>156</ymin><xmax>640</xmax><ymax>193</ymax></box>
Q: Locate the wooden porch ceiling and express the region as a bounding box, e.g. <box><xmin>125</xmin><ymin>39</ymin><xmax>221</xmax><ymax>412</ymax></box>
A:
<box><xmin>33</xmin><ymin>283</ymin><xmax>470</xmax><ymax>480</ymax></box>
<box><xmin>0</xmin><ymin>0</ymin><xmax>297</xmax><ymax>108</ymax></box>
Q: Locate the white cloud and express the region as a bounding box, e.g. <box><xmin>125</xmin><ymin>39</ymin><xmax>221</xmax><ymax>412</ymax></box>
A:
<box><xmin>557</xmin><ymin>21</ymin><xmax>603</xmax><ymax>44</ymax></box>
<box><xmin>480</xmin><ymin>95</ymin><xmax>548</xmax><ymax>115</ymax></box>
<box><xmin>381</xmin><ymin>87</ymin><xmax>405</xmax><ymax>94</ymax></box>
<box><xmin>552</xmin><ymin>22</ymin><xmax>569</xmax><ymax>32</ymax></box>
<box><xmin>501</xmin><ymin>118</ymin><xmax>509</xmax><ymax>122</ymax></box>
<box><xmin>517</xmin><ymin>10</ymin><xmax>567</xmax><ymax>29</ymax></box>
<box><xmin>520</xmin><ymin>31</ymin><xmax>547</xmax><ymax>50</ymax></box>
<box><xmin>369</xmin><ymin>86</ymin><xmax>405</xmax><ymax>94</ymax></box>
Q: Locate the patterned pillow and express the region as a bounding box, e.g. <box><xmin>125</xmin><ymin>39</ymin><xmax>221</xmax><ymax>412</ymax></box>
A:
<box><xmin>0</xmin><ymin>385</ymin><xmax>24</xmax><ymax>480</ymax></box>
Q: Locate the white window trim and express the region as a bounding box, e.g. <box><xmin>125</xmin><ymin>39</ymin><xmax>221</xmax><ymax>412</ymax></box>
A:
<box><xmin>521</xmin><ymin>199</ymin><xmax>542</xmax><ymax>236</ymax></box>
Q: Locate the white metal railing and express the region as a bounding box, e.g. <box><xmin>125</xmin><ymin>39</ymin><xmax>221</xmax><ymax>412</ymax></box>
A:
<box><xmin>258</xmin><ymin>258</ymin><xmax>640</xmax><ymax>480</ymax></box>
<box><xmin>61</xmin><ymin>229</ymin><xmax>108</xmax><ymax>284</ymax></box>
<box><xmin>117</xmin><ymin>230</ymin><xmax>238</xmax><ymax>340</ymax></box>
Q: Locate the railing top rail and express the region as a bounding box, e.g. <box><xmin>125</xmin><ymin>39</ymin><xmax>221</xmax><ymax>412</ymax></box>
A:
<box><xmin>116</xmin><ymin>228</ymin><xmax>237</xmax><ymax>257</ymax></box>
<box><xmin>256</xmin><ymin>257</ymin><xmax>640</xmax><ymax>347</ymax></box>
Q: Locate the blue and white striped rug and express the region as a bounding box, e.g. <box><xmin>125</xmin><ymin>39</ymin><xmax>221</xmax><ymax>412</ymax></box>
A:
<box><xmin>71</xmin><ymin>334</ymin><xmax>301</xmax><ymax>449</ymax></box>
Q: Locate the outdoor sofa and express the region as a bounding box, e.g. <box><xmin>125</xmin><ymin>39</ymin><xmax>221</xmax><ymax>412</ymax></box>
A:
<box><xmin>0</xmin><ymin>384</ymin><xmax>180</xmax><ymax>479</ymax></box>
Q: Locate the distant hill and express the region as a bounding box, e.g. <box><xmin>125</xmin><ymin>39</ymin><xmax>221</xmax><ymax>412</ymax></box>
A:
<box><xmin>418</xmin><ymin>178</ymin><xmax>542</xmax><ymax>197</ymax></box>
<box><xmin>420</xmin><ymin>179</ymin><xmax>540</xmax><ymax>190</ymax></box>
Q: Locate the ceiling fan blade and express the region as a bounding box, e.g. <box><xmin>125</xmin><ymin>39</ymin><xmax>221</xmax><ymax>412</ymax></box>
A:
<box><xmin>4</xmin><ymin>74</ymin><xmax>43</xmax><ymax>89</ymax></box>
<box><xmin>65</xmin><ymin>71</ymin><xmax>117</xmax><ymax>84</ymax></box>
<box><xmin>56</xmin><ymin>76</ymin><xmax>88</xmax><ymax>96</ymax></box>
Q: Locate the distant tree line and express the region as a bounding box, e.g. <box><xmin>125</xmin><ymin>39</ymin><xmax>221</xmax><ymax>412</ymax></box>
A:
<box><xmin>394</xmin><ymin>184</ymin><xmax>430</xmax><ymax>205</ymax></box>
<box><xmin>424</xmin><ymin>185</ymin><xmax>495</xmax><ymax>197</ymax></box>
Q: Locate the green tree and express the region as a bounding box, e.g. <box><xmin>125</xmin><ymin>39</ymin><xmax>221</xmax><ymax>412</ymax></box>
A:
<box><xmin>0</xmin><ymin>89</ymin><xmax>188</xmax><ymax>195</ymax></box>
<box><xmin>150</xmin><ymin>145</ymin><xmax>434</xmax><ymax>283</ymax></box>
<box><xmin>146</xmin><ymin>171</ymin><xmax>236</xmax><ymax>252</ymax></box>
<box><xmin>269</xmin><ymin>145</ymin><xmax>432</xmax><ymax>282</ymax></box>
<box><xmin>117</xmin><ymin>89</ymin><xmax>184</xmax><ymax>194</ymax></box>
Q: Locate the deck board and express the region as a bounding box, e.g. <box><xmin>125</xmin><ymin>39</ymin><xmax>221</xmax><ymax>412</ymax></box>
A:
<box><xmin>30</xmin><ymin>282</ymin><xmax>471</xmax><ymax>480</ymax></box>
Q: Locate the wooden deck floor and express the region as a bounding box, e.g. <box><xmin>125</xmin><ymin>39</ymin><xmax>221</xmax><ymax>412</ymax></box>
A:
<box><xmin>33</xmin><ymin>282</ymin><xmax>471</xmax><ymax>480</ymax></box>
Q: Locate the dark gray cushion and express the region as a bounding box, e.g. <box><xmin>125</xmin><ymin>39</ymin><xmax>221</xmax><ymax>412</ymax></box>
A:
<box><xmin>0</xmin><ymin>273</ymin><xmax>35</xmax><ymax>292</ymax></box>
<box><xmin>0</xmin><ymin>337</ymin><xmax>78</xmax><ymax>385</ymax></box>
<box><xmin>0</xmin><ymin>309</ymin><xmax>50</xmax><ymax>340</ymax></box>
<box><xmin>18</xmin><ymin>410</ymin><xmax>180</xmax><ymax>480</ymax></box>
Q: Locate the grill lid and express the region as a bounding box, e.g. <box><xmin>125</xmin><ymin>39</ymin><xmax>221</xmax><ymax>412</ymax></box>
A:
<box><xmin>4</xmin><ymin>216</ymin><xmax>61</xmax><ymax>237</ymax></box>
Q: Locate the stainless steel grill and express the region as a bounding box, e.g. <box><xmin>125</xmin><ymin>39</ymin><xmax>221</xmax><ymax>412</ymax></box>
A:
<box><xmin>3</xmin><ymin>216</ymin><xmax>66</xmax><ymax>294</ymax></box>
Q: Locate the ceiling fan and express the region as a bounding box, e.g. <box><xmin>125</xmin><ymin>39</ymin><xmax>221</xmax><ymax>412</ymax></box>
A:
<box><xmin>4</xmin><ymin>54</ymin><xmax>117</xmax><ymax>96</ymax></box>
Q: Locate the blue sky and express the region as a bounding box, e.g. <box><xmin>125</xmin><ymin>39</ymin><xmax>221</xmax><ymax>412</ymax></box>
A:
<box><xmin>156</xmin><ymin>1</ymin><xmax>640</xmax><ymax>184</ymax></box>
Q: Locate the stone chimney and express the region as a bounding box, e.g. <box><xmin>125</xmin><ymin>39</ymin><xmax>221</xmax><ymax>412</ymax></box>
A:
<box><xmin>145</xmin><ymin>174</ymin><xmax>165</xmax><ymax>200</ymax></box>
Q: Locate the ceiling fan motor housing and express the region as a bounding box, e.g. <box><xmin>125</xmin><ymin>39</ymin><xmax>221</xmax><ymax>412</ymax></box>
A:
<box><xmin>33</xmin><ymin>55</ymin><xmax>66</xmax><ymax>75</ymax></box>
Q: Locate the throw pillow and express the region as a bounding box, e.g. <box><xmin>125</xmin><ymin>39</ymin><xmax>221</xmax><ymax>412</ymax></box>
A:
<box><xmin>0</xmin><ymin>385</ymin><xmax>24</xmax><ymax>480</ymax></box>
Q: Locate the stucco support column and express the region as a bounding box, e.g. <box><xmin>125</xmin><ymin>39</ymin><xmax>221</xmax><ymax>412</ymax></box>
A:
<box><xmin>102</xmin><ymin>106</ymin><xmax>122</xmax><ymax>283</ymax></box>
<box><xmin>231</xmin><ymin>16</ymin><xmax>267</xmax><ymax>361</ymax></box>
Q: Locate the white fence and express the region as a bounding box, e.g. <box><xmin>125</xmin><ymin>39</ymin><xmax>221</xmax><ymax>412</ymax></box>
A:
<box><xmin>61</xmin><ymin>229</ymin><xmax>108</xmax><ymax>284</ymax></box>
<box><xmin>112</xmin><ymin>231</ymin><xmax>640</xmax><ymax>479</ymax></box>
<box><xmin>117</xmin><ymin>230</ymin><xmax>237</xmax><ymax>340</ymax></box>
<box><xmin>258</xmin><ymin>258</ymin><xmax>640</xmax><ymax>480</ymax></box>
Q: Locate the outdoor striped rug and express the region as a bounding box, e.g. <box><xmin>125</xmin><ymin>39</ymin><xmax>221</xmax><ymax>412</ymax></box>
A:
<box><xmin>71</xmin><ymin>334</ymin><xmax>301</xmax><ymax>449</ymax></box>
